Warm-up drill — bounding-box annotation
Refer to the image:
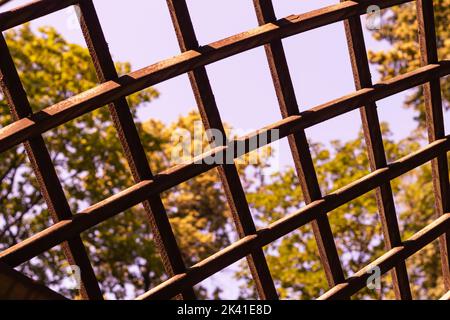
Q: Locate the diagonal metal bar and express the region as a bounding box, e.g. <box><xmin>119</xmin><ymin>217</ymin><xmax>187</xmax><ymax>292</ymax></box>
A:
<box><xmin>253</xmin><ymin>0</ymin><xmax>346</xmax><ymax>293</ymax></box>
<box><xmin>416</xmin><ymin>0</ymin><xmax>450</xmax><ymax>291</ymax></box>
<box><xmin>342</xmin><ymin>4</ymin><xmax>412</xmax><ymax>299</ymax></box>
<box><xmin>165</xmin><ymin>0</ymin><xmax>278</xmax><ymax>300</ymax></box>
<box><xmin>0</xmin><ymin>34</ymin><xmax>103</xmax><ymax>300</ymax></box>
<box><xmin>319</xmin><ymin>212</ymin><xmax>450</xmax><ymax>300</ymax></box>
<box><xmin>0</xmin><ymin>0</ymin><xmax>78</xmax><ymax>31</ymax></box>
<box><xmin>0</xmin><ymin>262</ymin><xmax>66</xmax><ymax>300</ymax></box>
<box><xmin>75</xmin><ymin>0</ymin><xmax>196</xmax><ymax>300</ymax></box>
<box><xmin>440</xmin><ymin>290</ymin><xmax>450</xmax><ymax>300</ymax></box>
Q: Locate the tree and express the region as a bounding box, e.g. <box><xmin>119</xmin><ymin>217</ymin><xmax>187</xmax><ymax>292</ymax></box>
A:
<box><xmin>0</xmin><ymin>25</ymin><xmax>270</xmax><ymax>299</ymax></box>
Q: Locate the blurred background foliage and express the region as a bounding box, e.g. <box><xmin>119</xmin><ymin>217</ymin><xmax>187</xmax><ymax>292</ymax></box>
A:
<box><xmin>0</xmin><ymin>0</ymin><xmax>448</xmax><ymax>299</ymax></box>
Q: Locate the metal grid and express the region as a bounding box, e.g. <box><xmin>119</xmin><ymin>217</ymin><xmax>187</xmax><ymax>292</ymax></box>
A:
<box><xmin>0</xmin><ymin>0</ymin><xmax>448</xmax><ymax>300</ymax></box>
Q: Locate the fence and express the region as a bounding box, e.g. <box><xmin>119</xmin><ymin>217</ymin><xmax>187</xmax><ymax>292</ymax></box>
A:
<box><xmin>0</xmin><ymin>0</ymin><xmax>449</xmax><ymax>300</ymax></box>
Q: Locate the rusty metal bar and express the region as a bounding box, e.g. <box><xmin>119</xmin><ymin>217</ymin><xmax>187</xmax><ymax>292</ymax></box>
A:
<box><xmin>318</xmin><ymin>212</ymin><xmax>450</xmax><ymax>300</ymax></box>
<box><xmin>416</xmin><ymin>0</ymin><xmax>450</xmax><ymax>291</ymax></box>
<box><xmin>0</xmin><ymin>0</ymin><xmax>78</xmax><ymax>30</ymax></box>
<box><xmin>0</xmin><ymin>34</ymin><xmax>103</xmax><ymax>300</ymax></box>
<box><xmin>0</xmin><ymin>262</ymin><xmax>66</xmax><ymax>300</ymax></box>
<box><xmin>165</xmin><ymin>0</ymin><xmax>278</xmax><ymax>300</ymax></box>
<box><xmin>253</xmin><ymin>0</ymin><xmax>346</xmax><ymax>291</ymax></box>
<box><xmin>74</xmin><ymin>0</ymin><xmax>195</xmax><ymax>300</ymax></box>
<box><xmin>342</xmin><ymin>4</ymin><xmax>412</xmax><ymax>299</ymax></box>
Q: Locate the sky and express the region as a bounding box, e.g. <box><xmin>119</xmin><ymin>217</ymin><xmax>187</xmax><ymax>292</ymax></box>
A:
<box><xmin>1</xmin><ymin>0</ymin><xmax>449</xmax><ymax>299</ymax></box>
